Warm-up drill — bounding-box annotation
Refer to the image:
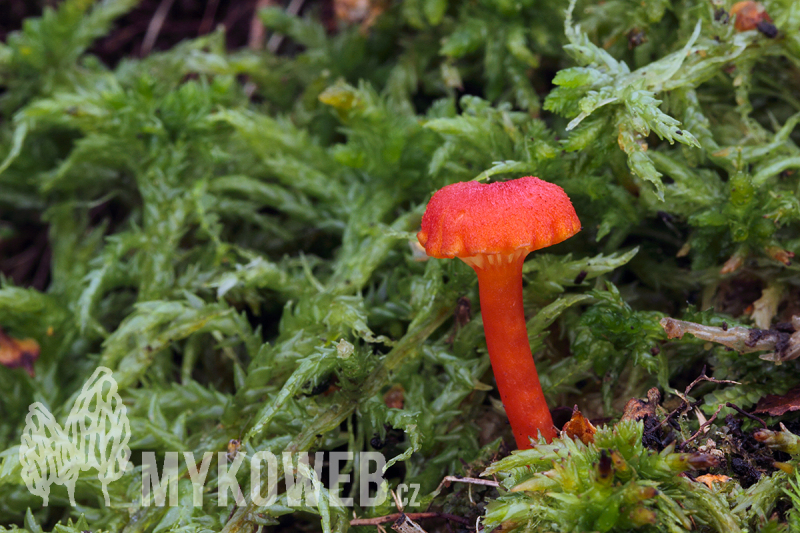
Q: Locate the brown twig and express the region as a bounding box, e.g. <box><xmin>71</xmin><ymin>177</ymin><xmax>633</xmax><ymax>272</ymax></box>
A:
<box><xmin>267</xmin><ymin>0</ymin><xmax>305</xmax><ymax>52</ymax></box>
<box><xmin>392</xmin><ymin>513</ymin><xmax>428</xmax><ymax>533</ymax></box>
<box><xmin>249</xmin><ymin>0</ymin><xmax>274</xmax><ymax>49</ymax></box>
<box><xmin>725</xmin><ymin>402</ymin><xmax>768</xmax><ymax>429</ymax></box>
<box><xmin>683</xmin><ymin>403</ymin><xmax>724</xmax><ymax>445</ymax></box>
<box><xmin>435</xmin><ymin>475</ymin><xmax>500</xmax><ymax>492</ymax></box>
<box><xmin>424</xmin><ymin>474</ymin><xmax>500</xmax><ymax>512</ymax></box>
<box><xmin>661</xmin><ymin>366</ymin><xmax>740</xmax><ymax>431</ymax></box>
<box><xmin>350</xmin><ymin>512</ymin><xmax>470</xmax><ymax>527</ymax></box>
<box><xmin>660</xmin><ymin>401</ymin><xmax>693</xmax><ymax>431</ymax></box>
<box><xmin>141</xmin><ymin>0</ymin><xmax>177</xmax><ymax>56</ymax></box>
<box><xmin>198</xmin><ymin>0</ymin><xmax>221</xmax><ymax>35</ymax></box>
<box><xmin>684</xmin><ymin>366</ymin><xmax>741</xmax><ymax>397</ymax></box>
<box><xmin>661</xmin><ymin>316</ymin><xmax>800</xmax><ymax>361</ymax></box>
<box><xmin>390</xmin><ymin>488</ymin><xmax>404</xmax><ymax>512</ymax></box>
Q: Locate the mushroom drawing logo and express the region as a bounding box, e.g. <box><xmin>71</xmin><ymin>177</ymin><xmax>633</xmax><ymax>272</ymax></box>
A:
<box><xmin>19</xmin><ymin>367</ymin><xmax>131</xmax><ymax>506</ymax></box>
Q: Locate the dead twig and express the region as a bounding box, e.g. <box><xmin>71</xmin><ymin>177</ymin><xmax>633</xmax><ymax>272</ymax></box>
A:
<box><xmin>725</xmin><ymin>402</ymin><xmax>767</xmax><ymax>429</ymax></box>
<box><xmin>660</xmin><ymin>401</ymin><xmax>693</xmax><ymax>431</ymax></box>
<box><xmin>392</xmin><ymin>513</ymin><xmax>428</xmax><ymax>533</ymax></box>
<box><xmin>249</xmin><ymin>0</ymin><xmax>275</xmax><ymax>49</ymax></box>
<box><xmin>683</xmin><ymin>404</ymin><xmax>724</xmax><ymax>445</ymax></box>
<box><xmin>198</xmin><ymin>0</ymin><xmax>221</xmax><ymax>35</ymax></box>
<box><xmin>424</xmin><ymin>474</ymin><xmax>500</xmax><ymax>512</ymax></box>
<box><xmin>267</xmin><ymin>0</ymin><xmax>305</xmax><ymax>52</ymax></box>
<box><xmin>660</xmin><ymin>316</ymin><xmax>800</xmax><ymax>363</ymax></box>
<box><xmin>350</xmin><ymin>512</ymin><xmax>470</xmax><ymax>527</ymax></box>
<box><xmin>684</xmin><ymin>366</ymin><xmax>740</xmax><ymax>397</ymax></box>
<box><xmin>434</xmin><ymin>475</ymin><xmax>499</xmax><ymax>494</ymax></box>
<box><xmin>390</xmin><ymin>488</ymin><xmax>404</xmax><ymax>513</ymax></box>
<box><xmin>660</xmin><ymin>366</ymin><xmax>738</xmax><ymax>430</ymax></box>
<box><xmin>141</xmin><ymin>0</ymin><xmax>176</xmax><ymax>56</ymax></box>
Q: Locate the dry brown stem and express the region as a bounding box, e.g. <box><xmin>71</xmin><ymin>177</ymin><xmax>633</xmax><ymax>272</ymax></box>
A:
<box><xmin>660</xmin><ymin>316</ymin><xmax>800</xmax><ymax>362</ymax></box>
<box><xmin>350</xmin><ymin>512</ymin><xmax>470</xmax><ymax>527</ymax></box>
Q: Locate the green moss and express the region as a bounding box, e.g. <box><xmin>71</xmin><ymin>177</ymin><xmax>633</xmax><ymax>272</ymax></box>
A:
<box><xmin>2</xmin><ymin>0</ymin><xmax>800</xmax><ymax>531</ymax></box>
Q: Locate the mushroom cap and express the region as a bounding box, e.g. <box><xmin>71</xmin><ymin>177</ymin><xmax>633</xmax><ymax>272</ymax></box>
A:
<box><xmin>417</xmin><ymin>177</ymin><xmax>581</xmax><ymax>259</ymax></box>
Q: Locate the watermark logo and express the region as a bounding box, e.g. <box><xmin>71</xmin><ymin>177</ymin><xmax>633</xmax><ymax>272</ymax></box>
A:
<box><xmin>18</xmin><ymin>367</ymin><xmax>417</xmax><ymax>510</ymax></box>
<box><xmin>140</xmin><ymin>450</ymin><xmax>409</xmax><ymax>508</ymax></box>
<box><xmin>19</xmin><ymin>367</ymin><xmax>131</xmax><ymax>506</ymax></box>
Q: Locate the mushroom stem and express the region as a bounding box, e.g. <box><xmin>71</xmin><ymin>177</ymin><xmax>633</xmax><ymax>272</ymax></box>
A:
<box><xmin>465</xmin><ymin>252</ymin><xmax>557</xmax><ymax>448</ymax></box>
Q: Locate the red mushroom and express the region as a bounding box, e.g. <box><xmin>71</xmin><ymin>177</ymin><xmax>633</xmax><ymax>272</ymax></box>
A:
<box><xmin>417</xmin><ymin>177</ymin><xmax>581</xmax><ymax>448</ymax></box>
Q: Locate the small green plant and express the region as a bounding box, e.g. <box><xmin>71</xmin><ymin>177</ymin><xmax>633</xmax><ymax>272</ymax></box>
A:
<box><xmin>483</xmin><ymin>421</ymin><xmax>739</xmax><ymax>532</ymax></box>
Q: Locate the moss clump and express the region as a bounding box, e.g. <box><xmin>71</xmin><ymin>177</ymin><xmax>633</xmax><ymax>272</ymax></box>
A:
<box><xmin>1</xmin><ymin>0</ymin><xmax>800</xmax><ymax>531</ymax></box>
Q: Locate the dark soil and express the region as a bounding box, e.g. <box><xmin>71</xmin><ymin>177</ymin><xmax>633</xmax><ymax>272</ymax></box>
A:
<box><xmin>1</xmin><ymin>0</ymin><xmax>274</xmax><ymax>64</ymax></box>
